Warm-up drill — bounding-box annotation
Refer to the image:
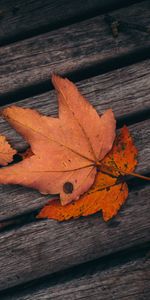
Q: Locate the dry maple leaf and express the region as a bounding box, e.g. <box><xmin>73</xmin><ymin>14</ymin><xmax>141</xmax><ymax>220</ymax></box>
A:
<box><xmin>0</xmin><ymin>135</ymin><xmax>16</xmax><ymax>166</ymax></box>
<box><xmin>0</xmin><ymin>75</ymin><xmax>116</xmax><ymax>205</ymax></box>
<box><xmin>37</xmin><ymin>126</ymin><xmax>137</xmax><ymax>221</ymax></box>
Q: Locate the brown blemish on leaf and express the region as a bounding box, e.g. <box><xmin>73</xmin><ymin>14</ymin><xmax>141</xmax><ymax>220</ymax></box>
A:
<box><xmin>63</xmin><ymin>182</ymin><xmax>74</xmax><ymax>194</ymax></box>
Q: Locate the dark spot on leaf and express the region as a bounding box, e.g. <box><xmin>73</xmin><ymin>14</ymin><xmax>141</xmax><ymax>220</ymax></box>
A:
<box><xmin>63</xmin><ymin>182</ymin><xmax>74</xmax><ymax>194</ymax></box>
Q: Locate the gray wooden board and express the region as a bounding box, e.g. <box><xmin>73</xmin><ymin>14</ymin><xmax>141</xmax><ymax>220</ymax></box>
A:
<box><xmin>0</xmin><ymin>0</ymin><xmax>135</xmax><ymax>44</ymax></box>
<box><xmin>0</xmin><ymin>56</ymin><xmax>150</xmax><ymax>220</ymax></box>
<box><xmin>0</xmin><ymin>1</ymin><xmax>150</xmax><ymax>96</ymax></box>
<box><xmin>0</xmin><ymin>59</ymin><xmax>150</xmax><ymax>151</ymax></box>
<box><xmin>0</xmin><ymin>0</ymin><xmax>149</xmax><ymax>296</ymax></box>
<box><xmin>0</xmin><ymin>184</ymin><xmax>149</xmax><ymax>290</ymax></box>
<box><xmin>2</xmin><ymin>252</ymin><xmax>150</xmax><ymax>299</ymax></box>
<box><xmin>0</xmin><ymin>119</ymin><xmax>149</xmax><ymax>221</ymax></box>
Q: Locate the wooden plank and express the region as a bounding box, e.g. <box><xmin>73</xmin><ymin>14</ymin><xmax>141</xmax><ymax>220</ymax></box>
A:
<box><xmin>0</xmin><ymin>1</ymin><xmax>150</xmax><ymax>96</ymax></box>
<box><xmin>0</xmin><ymin>0</ymin><xmax>136</xmax><ymax>44</ymax></box>
<box><xmin>0</xmin><ymin>184</ymin><xmax>149</xmax><ymax>291</ymax></box>
<box><xmin>0</xmin><ymin>118</ymin><xmax>149</xmax><ymax>221</ymax></box>
<box><xmin>2</xmin><ymin>250</ymin><xmax>149</xmax><ymax>299</ymax></box>
<box><xmin>0</xmin><ymin>58</ymin><xmax>149</xmax><ymax>220</ymax></box>
<box><xmin>0</xmin><ymin>59</ymin><xmax>150</xmax><ymax>151</ymax></box>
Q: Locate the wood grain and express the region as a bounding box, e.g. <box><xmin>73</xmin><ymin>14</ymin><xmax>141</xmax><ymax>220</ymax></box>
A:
<box><xmin>0</xmin><ymin>0</ymin><xmax>149</xmax><ymax>296</ymax></box>
<box><xmin>0</xmin><ymin>0</ymin><xmax>136</xmax><ymax>44</ymax></box>
<box><xmin>0</xmin><ymin>1</ymin><xmax>150</xmax><ymax>96</ymax></box>
<box><xmin>0</xmin><ymin>58</ymin><xmax>149</xmax><ymax>220</ymax></box>
<box><xmin>0</xmin><ymin>59</ymin><xmax>150</xmax><ymax>151</ymax></box>
<box><xmin>0</xmin><ymin>184</ymin><xmax>149</xmax><ymax>291</ymax></box>
<box><xmin>2</xmin><ymin>250</ymin><xmax>149</xmax><ymax>299</ymax></box>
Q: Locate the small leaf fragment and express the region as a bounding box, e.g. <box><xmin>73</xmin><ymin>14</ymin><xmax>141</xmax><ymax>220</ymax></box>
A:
<box><xmin>0</xmin><ymin>135</ymin><xmax>16</xmax><ymax>166</ymax></box>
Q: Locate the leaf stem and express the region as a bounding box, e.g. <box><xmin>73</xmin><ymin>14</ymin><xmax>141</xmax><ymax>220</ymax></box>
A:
<box><xmin>96</xmin><ymin>162</ymin><xmax>150</xmax><ymax>181</ymax></box>
<box><xmin>122</xmin><ymin>171</ymin><xmax>150</xmax><ymax>181</ymax></box>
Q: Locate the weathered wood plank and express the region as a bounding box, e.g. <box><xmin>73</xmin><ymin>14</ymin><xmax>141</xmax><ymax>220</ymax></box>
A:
<box><xmin>0</xmin><ymin>59</ymin><xmax>149</xmax><ymax>220</ymax></box>
<box><xmin>0</xmin><ymin>59</ymin><xmax>150</xmax><ymax>151</ymax></box>
<box><xmin>0</xmin><ymin>1</ymin><xmax>150</xmax><ymax>96</ymax></box>
<box><xmin>0</xmin><ymin>119</ymin><xmax>149</xmax><ymax>221</ymax></box>
<box><xmin>0</xmin><ymin>0</ymin><xmax>137</xmax><ymax>44</ymax></box>
<box><xmin>0</xmin><ymin>184</ymin><xmax>149</xmax><ymax>291</ymax></box>
<box><xmin>2</xmin><ymin>250</ymin><xmax>149</xmax><ymax>299</ymax></box>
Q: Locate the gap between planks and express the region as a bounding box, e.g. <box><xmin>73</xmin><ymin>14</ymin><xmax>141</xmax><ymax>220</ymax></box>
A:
<box><xmin>0</xmin><ymin>0</ymin><xmax>147</xmax><ymax>299</ymax></box>
<box><xmin>0</xmin><ymin>59</ymin><xmax>149</xmax><ymax>151</ymax></box>
<box><xmin>0</xmin><ymin>184</ymin><xmax>149</xmax><ymax>291</ymax></box>
<box><xmin>0</xmin><ymin>242</ymin><xmax>149</xmax><ymax>299</ymax></box>
<box><xmin>0</xmin><ymin>1</ymin><xmax>150</xmax><ymax>97</ymax></box>
<box><xmin>1</xmin><ymin>47</ymin><xmax>150</xmax><ymax>106</ymax></box>
<box><xmin>0</xmin><ymin>56</ymin><xmax>149</xmax><ymax>220</ymax></box>
<box><xmin>0</xmin><ymin>118</ymin><xmax>149</xmax><ymax>221</ymax></box>
<box><xmin>0</xmin><ymin>172</ymin><xmax>149</xmax><ymax>232</ymax></box>
<box><xmin>0</xmin><ymin>0</ymin><xmax>143</xmax><ymax>46</ymax></box>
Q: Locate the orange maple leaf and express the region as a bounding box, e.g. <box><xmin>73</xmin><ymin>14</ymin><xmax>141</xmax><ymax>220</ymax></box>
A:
<box><xmin>0</xmin><ymin>75</ymin><xmax>116</xmax><ymax>205</ymax></box>
<box><xmin>37</xmin><ymin>126</ymin><xmax>137</xmax><ymax>221</ymax></box>
<box><xmin>0</xmin><ymin>135</ymin><xmax>16</xmax><ymax>166</ymax></box>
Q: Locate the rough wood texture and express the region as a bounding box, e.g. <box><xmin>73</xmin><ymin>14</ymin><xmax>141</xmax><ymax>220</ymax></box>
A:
<box><xmin>0</xmin><ymin>119</ymin><xmax>149</xmax><ymax>221</ymax></box>
<box><xmin>2</xmin><ymin>251</ymin><xmax>150</xmax><ymax>299</ymax></box>
<box><xmin>0</xmin><ymin>0</ymin><xmax>137</xmax><ymax>44</ymax></box>
<box><xmin>0</xmin><ymin>59</ymin><xmax>149</xmax><ymax>220</ymax></box>
<box><xmin>0</xmin><ymin>0</ymin><xmax>150</xmax><ymax>296</ymax></box>
<box><xmin>0</xmin><ymin>184</ymin><xmax>149</xmax><ymax>290</ymax></box>
<box><xmin>0</xmin><ymin>1</ymin><xmax>150</xmax><ymax>96</ymax></box>
<box><xmin>0</xmin><ymin>59</ymin><xmax>150</xmax><ymax>151</ymax></box>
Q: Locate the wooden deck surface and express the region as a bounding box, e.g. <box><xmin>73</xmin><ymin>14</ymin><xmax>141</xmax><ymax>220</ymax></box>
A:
<box><xmin>0</xmin><ymin>0</ymin><xmax>150</xmax><ymax>299</ymax></box>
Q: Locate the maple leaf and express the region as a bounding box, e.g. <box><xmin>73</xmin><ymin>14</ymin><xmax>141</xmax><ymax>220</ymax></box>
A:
<box><xmin>0</xmin><ymin>135</ymin><xmax>16</xmax><ymax>166</ymax></box>
<box><xmin>37</xmin><ymin>126</ymin><xmax>137</xmax><ymax>221</ymax></box>
<box><xmin>0</xmin><ymin>75</ymin><xmax>116</xmax><ymax>205</ymax></box>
